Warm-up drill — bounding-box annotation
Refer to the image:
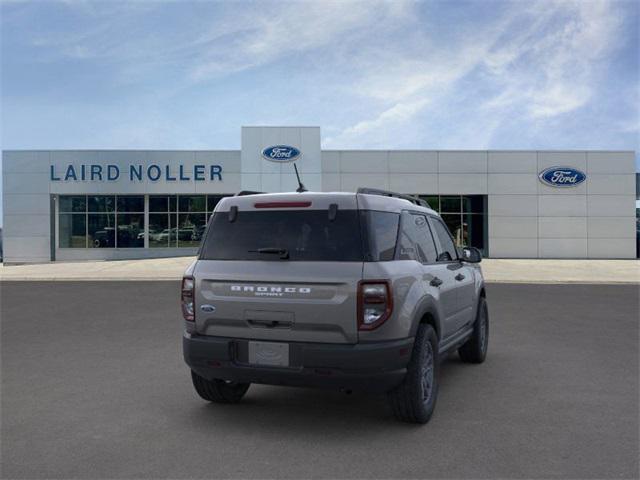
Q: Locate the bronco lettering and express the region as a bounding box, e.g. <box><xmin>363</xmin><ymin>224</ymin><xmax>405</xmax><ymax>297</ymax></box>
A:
<box><xmin>230</xmin><ymin>285</ymin><xmax>311</xmax><ymax>295</ymax></box>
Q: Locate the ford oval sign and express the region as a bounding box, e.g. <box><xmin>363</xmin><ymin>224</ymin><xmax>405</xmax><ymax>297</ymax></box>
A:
<box><xmin>261</xmin><ymin>145</ymin><xmax>301</xmax><ymax>163</ymax></box>
<box><xmin>538</xmin><ymin>166</ymin><xmax>586</xmax><ymax>188</ymax></box>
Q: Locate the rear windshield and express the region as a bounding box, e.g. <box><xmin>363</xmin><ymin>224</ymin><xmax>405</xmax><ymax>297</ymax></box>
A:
<box><xmin>200</xmin><ymin>210</ymin><xmax>364</xmax><ymax>261</ymax></box>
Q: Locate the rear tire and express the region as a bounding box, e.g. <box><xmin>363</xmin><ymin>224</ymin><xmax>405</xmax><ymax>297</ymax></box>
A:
<box><xmin>191</xmin><ymin>371</ymin><xmax>250</xmax><ymax>404</ymax></box>
<box><xmin>458</xmin><ymin>297</ymin><xmax>489</xmax><ymax>364</ymax></box>
<box><xmin>387</xmin><ymin>324</ymin><xmax>439</xmax><ymax>424</ymax></box>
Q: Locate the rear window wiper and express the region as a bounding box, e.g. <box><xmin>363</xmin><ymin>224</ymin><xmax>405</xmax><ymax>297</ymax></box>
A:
<box><xmin>248</xmin><ymin>247</ymin><xmax>290</xmax><ymax>260</ymax></box>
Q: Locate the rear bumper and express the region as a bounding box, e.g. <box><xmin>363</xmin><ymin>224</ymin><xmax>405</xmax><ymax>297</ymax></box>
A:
<box><xmin>183</xmin><ymin>333</ymin><xmax>414</xmax><ymax>393</ymax></box>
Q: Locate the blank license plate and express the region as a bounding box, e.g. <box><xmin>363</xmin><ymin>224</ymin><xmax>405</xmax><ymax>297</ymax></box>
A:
<box><xmin>248</xmin><ymin>341</ymin><xmax>289</xmax><ymax>367</ymax></box>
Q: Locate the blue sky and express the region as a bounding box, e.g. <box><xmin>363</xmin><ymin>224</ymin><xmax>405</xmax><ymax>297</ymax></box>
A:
<box><xmin>1</xmin><ymin>0</ymin><xmax>639</xmax><ymax>223</ymax></box>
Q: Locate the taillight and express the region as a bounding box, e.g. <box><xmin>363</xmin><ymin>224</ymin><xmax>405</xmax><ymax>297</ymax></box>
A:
<box><xmin>358</xmin><ymin>280</ymin><xmax>393</xmax><ymax>330</ymax></box>
<box><xmin>181</xmin><ymin>276</ymin><xmax>195</xmax><ymax>322</ymax></box>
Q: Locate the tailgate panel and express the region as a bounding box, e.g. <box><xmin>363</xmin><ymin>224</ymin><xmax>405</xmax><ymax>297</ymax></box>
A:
<box><xmin>194</xmin><ymin>260</ymin><xmax>362</xmax><ymax>344</ymax></box>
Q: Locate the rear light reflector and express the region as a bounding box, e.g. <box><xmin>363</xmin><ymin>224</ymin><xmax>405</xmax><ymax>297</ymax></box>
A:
<box><xmin>181</xmin><ymin>276</ymin><xmax>195</xmax><ymax>322</ymax></box>
<box><xmin>254</xmin><ymin>201</ymin><xmax>312</xmax><ymax>208</ymax></box>
<box><xmin>358</xmin><ymin>280</ymin><xmax>393</xmax><ymax>331</ymax></box>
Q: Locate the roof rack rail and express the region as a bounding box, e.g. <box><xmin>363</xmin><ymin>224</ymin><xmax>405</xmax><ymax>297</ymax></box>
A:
<box><xmin>235</xmin><ymin>190</ymin><xmax>264</xmax><ymax>196</ymax></box>
<box><xmin>357</xmin><ymin>187</ymin><xmax>428</xmax><ymax>208</ymax></box>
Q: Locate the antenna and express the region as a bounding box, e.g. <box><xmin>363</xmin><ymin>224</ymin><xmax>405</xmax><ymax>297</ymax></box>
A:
<box><xmin>293</xmin><ymin>163</ymin><xmax>307</xmax><ymax>193</ymax></box>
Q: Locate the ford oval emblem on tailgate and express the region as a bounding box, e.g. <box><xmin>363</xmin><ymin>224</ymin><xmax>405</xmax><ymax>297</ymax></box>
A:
<box><xmin>200</xmin><ymin>304</ymin><xmax>216</xmax><ymax>313</ymax></box>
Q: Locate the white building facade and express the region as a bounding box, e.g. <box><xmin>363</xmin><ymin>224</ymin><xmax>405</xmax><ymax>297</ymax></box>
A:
<box><xmin>2</xmin><ymin>126</ymin><xmax>637</xmax><ymax>263</ymax></box>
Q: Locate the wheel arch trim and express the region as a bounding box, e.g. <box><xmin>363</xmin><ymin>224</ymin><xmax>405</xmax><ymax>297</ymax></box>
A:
<box><xmin>410</xmin><ymin>299</ymin><xmax>442</xmax><ymax>340</ymax></box>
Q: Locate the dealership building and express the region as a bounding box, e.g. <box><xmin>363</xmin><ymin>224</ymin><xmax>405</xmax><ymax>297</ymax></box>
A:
<box><xmin>1</xmin><ymin>126</ymin><xmax>637</xmax><ymax>263</ymax></box>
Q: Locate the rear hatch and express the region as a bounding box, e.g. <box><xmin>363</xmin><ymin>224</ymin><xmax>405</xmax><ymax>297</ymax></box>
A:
<box><xmin>194</xmin><ymin>193</ymin><xmax>363</xmax><ymax>344</ymax></box>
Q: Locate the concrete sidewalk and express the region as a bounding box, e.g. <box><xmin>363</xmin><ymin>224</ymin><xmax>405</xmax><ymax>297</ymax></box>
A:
<box><xmin>1</xmin><ymin>257</ymin><xmax>638</xmax><ymax>284</ymax></box>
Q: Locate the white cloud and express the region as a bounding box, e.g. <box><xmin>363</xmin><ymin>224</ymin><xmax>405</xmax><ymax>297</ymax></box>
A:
<box><xmin>332</xmin><ymin>98</ymin><xmax>430</xmax><ymax>141</ymax></box>
<box><xmin>326</xmin><ymin>0</ymin><xmax>628</xmax><ymax>147</ymax></box>
<box><xmin>19</xmin><ymin>0</ymin><xmax>416</xmax><ymax>87</ymax></box>
<box><xmin>189</xmin><ymin>1</ymin><xmax>412</xmax><ymax>80</ymax></box>
<box><xmin>3</xmin><ymin>0</ymin><xmax>636</xmax><ymax>153</ymax></box>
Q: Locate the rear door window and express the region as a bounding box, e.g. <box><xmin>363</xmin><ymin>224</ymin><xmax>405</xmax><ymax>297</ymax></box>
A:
<box><xmin>397</xmin><ymin>212</ymin><xmax>438</xmax><ymax>263</ymax></box>
<box><xmin>200</xmin><ymin>210</ymin><xmax>363</xmax><ymax>261</ymax></box>
<box><xmin>429</xmin><ymin>217</ymin><xmax>458</xmax><ymax>262</ymax></box>
<box><xmin>396</xmin><ymin>212</ymin><xmax>422</xmax><ymax>262</ymax></box>
<box><xmin>414</xmin><ymin>214</ymin><xmax>438</xmax><ymax>263</ymax></box>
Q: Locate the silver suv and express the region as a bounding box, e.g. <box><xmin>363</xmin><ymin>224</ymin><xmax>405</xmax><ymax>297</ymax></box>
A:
<box><xmin>182</xmin><ymin>189</ymin><xmax>488</xmax><ymax>423</ymax></box>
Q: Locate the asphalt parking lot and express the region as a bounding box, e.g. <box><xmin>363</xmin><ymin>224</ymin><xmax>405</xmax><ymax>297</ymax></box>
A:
<box><xmin>1</xmin><ymin>282</ymin><xmax>638</xmax><ymax>479</ymax></box>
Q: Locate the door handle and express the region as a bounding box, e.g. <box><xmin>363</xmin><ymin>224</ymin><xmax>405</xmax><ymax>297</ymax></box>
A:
<box><xmin>455</xmin><ymin>273</ymin><xmax>465</xmax><ymax>281</ymax></box>
<box><xmin>430</xmin><ymin>277</ymin><xmax>443</xmax><ymax>287</ymax></box>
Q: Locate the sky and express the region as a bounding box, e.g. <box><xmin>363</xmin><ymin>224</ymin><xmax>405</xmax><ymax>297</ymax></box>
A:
<box><xmin>1</xmin><ymin>0</ymin><xmax>639</xmax><ymax>223</ymax></box>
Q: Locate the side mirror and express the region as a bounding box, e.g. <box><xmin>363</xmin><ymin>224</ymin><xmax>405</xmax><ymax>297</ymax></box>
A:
<box><xmin>461</xmin><ymin>246</ymin><xmax>482</xmax><ymax>263</ymax></box>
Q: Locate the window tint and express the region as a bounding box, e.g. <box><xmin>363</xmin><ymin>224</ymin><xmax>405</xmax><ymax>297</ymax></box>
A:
<box><xmin>414</xmin><ymin>215</ymin><xmax>438</xmax><ymax>263</ymax></box>
<box><xmin>362</xmin><ymin>211</ymin><xmax>399</xmax><ymax>261</ymax></box>
<box><xmin>201</xmin><ymin>210</ymin><xmax>363</xmax><ymax>262</ymax></box>
<box><xmin>397</xmin><ymin>212</ymin><xmax>424</xmax><ymax>262</ymax></box>
<box><xmin>397</xmin><ymin>213</ymin><xmax>438</xmax><ymax>263</ymax></box>
<box><xmin>430</xmin><ymin>217</ymin><xmax>458</xmax><ymax>262</ymax></box>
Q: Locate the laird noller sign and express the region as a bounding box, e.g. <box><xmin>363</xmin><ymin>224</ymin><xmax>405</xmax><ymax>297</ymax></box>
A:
<box><xmin>50</xmin><ymin>163</ymin><xmax>223</xmax><ymax>182</ymax></box>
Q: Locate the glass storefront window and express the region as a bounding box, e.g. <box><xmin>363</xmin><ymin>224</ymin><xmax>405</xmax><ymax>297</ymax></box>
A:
<box><xmin>421</xmin><ymin>196</ymin><xmax>439</xmax><ymax>211</ymax></box>
<box><xmin>149</xmin><ymin>196</ymin><xmax>183</xmax><ymax>248</ymax></box>
<box><xmin>149</xmin><ymin>213</ymin><xmax>171</xmax><ymax>248</ymax></box>
<box><xmin>117</xmin><ymin>196</ymin><xmax>144</xmax><ymax>212</ymax></box>
<box><xmin>88</xmin><ymin>213</ymin><xmax>116</xmax><ymax>248</ymax></box>
<box><xmin>178</xmin><ymin>195</ymin><xmax>206</xmax><ymax>213</ymax></box>
<box><xmin>149</xmin><ymin>195</ymin><xmax>168</xmax><ymax>212</ymax></box>
<box><xmin>464</xmin><ymin>212</ymin><xmax>485</xmax><ymax>251</ymax></box>
<box><xmin>59</xmin><ymin>214</ymin><xmax>86</xmax><ymax>247</ymax></box>
<box><xmin>169</xmin><ymin>195</ymin><xmax>177</xmax><ymax>212</ymax></box>
<box><xmin>59</xmin><ymin>196</ymin><xmax>86</xmax><ymax>213</ymax></box>
<box><xmin>88</xmin><ymin>196</ymin><xmax>115</xmax><ymax>212</ymax></box>
<box><xmin>462</xmin><ymin>195</ymin><xmax>485</xmax><ymax>213</ymax></box>
<box><xmin>59</xmin><ymin>194</ymin><xmax>230</xmax><ymax>250</ymax></box>
<box><xmin>116</xmin><ymin>213</ymin><xmax>145</xmax><ymax>248</ymax></box>
<box><xmin>441</xmin><ymin>214</ymin><xmax>463</xmax><ymax>246</ymax></box>
<box><xmin>440</xmin><ymin>196</ymin><xmax>461</xmax><ymax>213</ymax></box>
<box><xmin>170</xmin><ymin>212</ymin><xmax>178</xmax><ymax>247</ymax></box>
<box><xmin>177</xmin><ymin>213</ymin><xmax>206</xmax><ymax>247</ymax></box>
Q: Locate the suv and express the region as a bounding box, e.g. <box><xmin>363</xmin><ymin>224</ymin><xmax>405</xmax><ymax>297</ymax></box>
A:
<box><xmin>182</xmin><ymin>189</ymin><xmax>488</xmax><ymax>423</ymax></box>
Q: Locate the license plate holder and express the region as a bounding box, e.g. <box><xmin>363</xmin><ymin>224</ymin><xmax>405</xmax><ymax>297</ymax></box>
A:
<box><xmin>248</xmin><ymin>341</ymin><xmax>290</xmax><ymax>367</ymax></box>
